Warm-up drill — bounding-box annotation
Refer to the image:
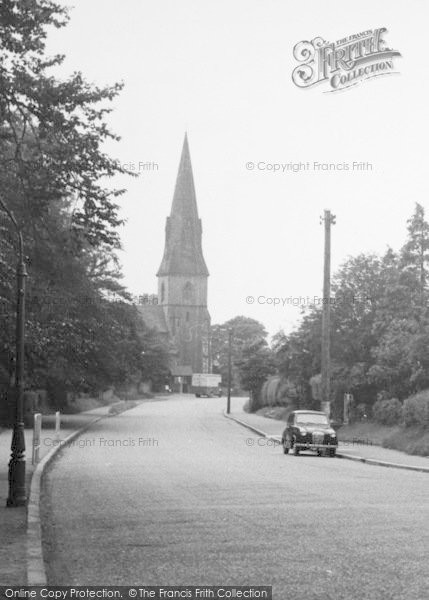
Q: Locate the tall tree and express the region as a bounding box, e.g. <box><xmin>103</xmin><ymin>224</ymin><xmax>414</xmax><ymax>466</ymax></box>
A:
<box><xmin>370</xmin><ymin>205</ymin><xmax>429</xmax><ymax>397</ymax></box>
<box><xmin>211</xmin><ymin>316</ymin><xmax>268</xmax><ymax>391</ymax></box>
<box><xmin>272</xmin><ymin>309</ymin><xmax>322</xmax><ymax>408</ymax></box>
<box><xmin>236</xmin><ymin>339</ymin><xmax>276</xmax><ymax>411</ymax></box>
<box><xmin>0</xmin><ymin>1</ymin><xmax>171</xmax><ymax>409</ymax></box>
<box><xmin>0</xmin><ymin>0</ymin><xmax>133</xmax><ymax>248</ymax></box>
<box><xmin>400</xmin><ymin>203</ymin><xmax>429</xmax><ymax>304</ymax></box>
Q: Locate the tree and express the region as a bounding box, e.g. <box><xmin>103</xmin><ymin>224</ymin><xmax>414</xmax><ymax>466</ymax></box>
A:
<box><xmin>0</xmin><ymin>0</ymin><xmax>133</xmax><ymax>248</ymax></box>
<box><xmin>211</xmin><ymin>316</ymin><xmax>268</xmax><ymax>392</ymax></box>
<box><xmin>400</xmin><ymin>203</ymin><xmax>429</xmax><ymax>304</ymax></box>
<box><xmin>235</xmin><ymin>339</ymin><xmax>276</xmax><ymax>411</ymax></box>
<box><xmin>0</xmin><ymin>2</ymin><xmax>172</xmax><ymax>410</ymax></box>
<box><xmin>370</xmin><ymin>205</ymin><xmax>429</xmax><ymax>398</ymax></box>
<box><xmin>272</xmin><ymin>205</ymin><xmax>429</xmax><ymax>409</ymax></box>
<box><xmin>272</xmin><ymin>314</ymin><xmax>321</xmax><ymax>409</ymax></box>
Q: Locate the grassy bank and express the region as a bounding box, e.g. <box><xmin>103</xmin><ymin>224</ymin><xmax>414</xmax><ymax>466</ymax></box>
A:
<box><xmin>381</xmin><ymin>427</ymin><xmax>429</xmax><ymax>456</ymax></box>
<box><xmin>325</xmin><ymin>422</ymin><xmax>429</xmax><ymax>456</ymax></box>
<box><xmin>336</xmin><ymin>422</ymin><xmax>399</xmax><ymax>446</ymax></box>
<box><xmin>252</xmin><ymin>405</ymin><xmax>289</xmax><ymax>420</ymax></box>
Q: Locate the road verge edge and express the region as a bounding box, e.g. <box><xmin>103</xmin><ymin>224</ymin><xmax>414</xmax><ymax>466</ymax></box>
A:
<box><xmin>224</xmin><ymin>411</ymin><xmax>429</xmax><ymax>474</ymax></box>
<box><xmin>27</xmin><ymin>401</ymin><xmax>140</xmax><ymax>585</ymax></box>
<box><xmin>27</xmin><ymin>416</ymin><xmax>105</xmax><ymax>585</ymax></box>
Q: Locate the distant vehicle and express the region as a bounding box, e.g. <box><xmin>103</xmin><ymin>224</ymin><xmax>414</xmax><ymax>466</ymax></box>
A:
<box><xmin>192</xmin><ymin>373</ymin><xmax>222</xmax><ymax>398</ymax></box>
<box><xmin>281</xmin><ymin>410</ymin><xmax>338</xmax><ymax>456</ymax></box>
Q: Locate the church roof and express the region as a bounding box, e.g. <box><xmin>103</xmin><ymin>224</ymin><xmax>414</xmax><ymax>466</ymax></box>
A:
<box><xmin>157</xmin><ymin>134</ymin><xmax>209</xmax><ymax>277</ymax></box>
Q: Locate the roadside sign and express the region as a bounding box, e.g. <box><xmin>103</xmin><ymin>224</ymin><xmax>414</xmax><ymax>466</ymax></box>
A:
<box><xmin>192</xmin><ymin>373</ymin><xmax>222</xmax><ymax>387</ymax></box>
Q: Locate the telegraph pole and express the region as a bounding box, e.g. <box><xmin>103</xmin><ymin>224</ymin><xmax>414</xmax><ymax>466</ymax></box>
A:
<box><xmin>320</xmin><ymin>209</ymin><xmax>336</xmax><ymax>418</ymax></box>
<box><xmin>226</xmin><ymin>328</ymin><xmax>233</xmax><ymax>414</ymax></box>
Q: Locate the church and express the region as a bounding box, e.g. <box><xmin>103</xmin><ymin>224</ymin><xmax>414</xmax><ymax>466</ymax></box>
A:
<box><xmin>138</xmin><ymin>134</ymin><xmax>211</xmax><ymax>392</ymax></box>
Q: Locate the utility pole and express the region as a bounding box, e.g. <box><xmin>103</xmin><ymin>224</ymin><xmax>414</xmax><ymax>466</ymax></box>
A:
<box><xmin>226</xmin><ymin>328</ymin><xmax>233</xmax><ymax>414</ymax></box>
<box><xmin>320</xmin><ymin>209</ymin><xmax>336</xmax><ymax>418</ymax></box>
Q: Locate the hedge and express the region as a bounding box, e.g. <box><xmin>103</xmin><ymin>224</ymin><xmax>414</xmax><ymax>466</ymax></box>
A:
<box><xmin>372</xmin><ymin>398</ymin><xmax>402</xmax><ymax>426</ymax></box>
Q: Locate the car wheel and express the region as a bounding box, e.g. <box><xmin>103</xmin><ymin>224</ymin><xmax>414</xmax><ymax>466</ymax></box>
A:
<box><xmin>330</xmin><ymin>448</ymin><xmax>336</xmax><ymax>457</ymax></box>
<box><xmin>282</xmin><ymin>439</ymin><xmax>289</xmax><ymax>454</ymax></box>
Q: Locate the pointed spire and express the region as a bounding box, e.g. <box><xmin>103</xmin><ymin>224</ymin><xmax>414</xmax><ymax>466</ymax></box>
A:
<box><xmin>157</xmin><ymin>134</ymin><xmax>209</xmax><ymax>277</ymax></box>
<box><xmin>170</xmin><ymin>132</ymin><xmax>199</xmax><ymax>220</ymax></box>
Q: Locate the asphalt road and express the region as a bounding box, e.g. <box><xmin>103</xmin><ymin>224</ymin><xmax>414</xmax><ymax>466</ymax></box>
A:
<box><xmin>42</xmin><ymin>395</ymin><xmax>429</xmax><ymax>599</ymax></box>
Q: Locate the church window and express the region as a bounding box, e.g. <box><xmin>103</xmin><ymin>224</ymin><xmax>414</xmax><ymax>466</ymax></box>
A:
<box><xmin>161</xmin><ymin>283</ymin><xmax>165</xmax><ymax>303</ymax></box>
<box><xmin>183</xmin><ymin>281</ymin><xmax>194</xmax><ymax>304</ymax></box>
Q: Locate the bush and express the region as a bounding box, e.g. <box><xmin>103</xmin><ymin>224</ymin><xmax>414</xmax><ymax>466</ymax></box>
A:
<box><xmin>402</xmin><ymin>392</ymin><xmax>429</xmax><ymax>428</ymax></box>
<box><xmin>373</xmin><ymin>398</ymin><xmax>402</xmax><ymax>426</ymax></box>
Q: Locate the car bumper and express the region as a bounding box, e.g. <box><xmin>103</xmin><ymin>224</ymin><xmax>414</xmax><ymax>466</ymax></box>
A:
<box><xmin>295</xmin><ymin>443</ymin><xmax>337</xmax><ymax>449</ymax></box>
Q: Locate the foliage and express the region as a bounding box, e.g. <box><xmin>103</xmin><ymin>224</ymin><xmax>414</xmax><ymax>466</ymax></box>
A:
<box><xmin>211</xmin><ymin>316</ymin><xmax>268</xmax><ymax>392</ymax></box>
<box><xmin>235</xmin><ymin>339</ymin><xmax>276</xmax><ymax>411</ymax></box>
<box><xmin>273</xmin><ymin>203</ymin><xmax>429</xmax><ymax>412</ymax></box>
<box><xmin>0</xmin><ymin>1</ymin><xmax>169</xmax><ymax>407</ymax></box>
<box><xmin>382</xmin><ymin>427</ymin><xmax>429</xmax><ymax>456</ymax></box>
<box><xmin>402</xmin><ymin>392</ymin><xmax>429</xmax><ymax>428</ymax></box>
<box><xmin>372</xmin><ymin>398</ymin><xmax>402</xmax><ymax>426</ymax></box>
<box><xmin>271</xmin><ymin>314</ymin><xmax>320</xmax><ymax>408</ymax></box>
<box><xmin>0</xmin><ymin>0</ymin><xmax>134</xmax><ymax>248</ymax></box>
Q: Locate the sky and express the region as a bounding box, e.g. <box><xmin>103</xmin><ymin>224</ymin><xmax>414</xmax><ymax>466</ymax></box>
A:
<box><xmin>45</xmin><ymin>0</ymin><xmax>429</xmax><ymax>338</ymax></box>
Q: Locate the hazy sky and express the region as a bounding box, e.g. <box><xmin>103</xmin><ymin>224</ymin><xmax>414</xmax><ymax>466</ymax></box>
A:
<box><xmin>46</xmin><ymin>0</ymin><xmax>428</xmax><ymax>337</ymax></box>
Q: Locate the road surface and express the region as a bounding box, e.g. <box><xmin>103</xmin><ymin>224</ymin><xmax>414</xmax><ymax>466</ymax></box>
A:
<box><xmin>42</xmin><ymin>395</ymin><xmax>429</xmax><ymax>599</ymax></box>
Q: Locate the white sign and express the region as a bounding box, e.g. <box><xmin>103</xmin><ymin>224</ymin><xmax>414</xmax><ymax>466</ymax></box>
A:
<box><xmin>192</xmin><ymin>373</ymin><xmax>222</xmax><ymax>387</ymax></box>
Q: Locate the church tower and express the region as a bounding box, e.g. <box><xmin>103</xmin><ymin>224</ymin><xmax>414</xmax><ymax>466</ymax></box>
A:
<box><xmin>157</xmin><ymin>134</ymin><xmax>211</xmax><ymax>379</ymax></box>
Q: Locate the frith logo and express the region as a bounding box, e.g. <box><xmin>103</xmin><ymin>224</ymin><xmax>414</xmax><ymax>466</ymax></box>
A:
<box><xmin>292</xmin><ymin>28</ymin><xmax>401</xmax><ymax>92</ymax></box>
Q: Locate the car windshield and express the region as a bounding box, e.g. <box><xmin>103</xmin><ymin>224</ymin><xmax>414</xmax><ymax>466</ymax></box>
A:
<box><xmin>296</xmin><ymin>413</ymin><xmax>329</xmax><ymax>425</ymax></box>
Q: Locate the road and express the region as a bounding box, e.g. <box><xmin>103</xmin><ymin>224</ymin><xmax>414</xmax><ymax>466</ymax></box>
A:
<box><xmin>42</xmin><ymin>395</ymin><xmax>429</xmax><ymax>599</ymax></box>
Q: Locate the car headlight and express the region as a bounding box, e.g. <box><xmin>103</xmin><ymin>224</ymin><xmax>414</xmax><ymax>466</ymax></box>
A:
<box><xmin>330</xmin><ymin>433</ymin><xmax>337</xmax><ymax>438</ymax></box>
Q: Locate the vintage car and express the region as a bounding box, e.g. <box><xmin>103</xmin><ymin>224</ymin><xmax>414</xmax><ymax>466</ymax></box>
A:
<box><xmin>281</xmin><ymin>410</ymin><xmax>338</xmax><ymax>456</ymax></box>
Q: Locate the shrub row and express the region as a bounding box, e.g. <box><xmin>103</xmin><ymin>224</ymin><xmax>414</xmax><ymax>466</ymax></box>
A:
<box><xmin>373</xmin><ymin>392</ymin><xmax>429</xmax><ymax>428</ymax></box>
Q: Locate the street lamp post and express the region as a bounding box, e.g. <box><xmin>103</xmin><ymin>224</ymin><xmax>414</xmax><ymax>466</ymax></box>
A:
<box><xmin>226</xmin><ymin>328</ymin><xmax>233</xmax><ymax>414</ymax></box>
<box><xmin>0</xmin><ymin>197</ymin><xmax>27</xmax><ymax>507</ymax></box>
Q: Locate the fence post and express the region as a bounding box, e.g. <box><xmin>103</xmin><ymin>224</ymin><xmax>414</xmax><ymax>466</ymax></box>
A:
<box><xmin>32</xmin><ymin>412</ymin><xmax>42</xmax><ymax>465</ymax></box>
<box><xmin>55</xmin><ymin>410</ymin><xmax>61</xmax><ymax>441</ymax></box>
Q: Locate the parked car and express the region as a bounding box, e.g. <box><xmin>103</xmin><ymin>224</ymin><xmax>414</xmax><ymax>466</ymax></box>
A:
<box><xmin>281</xmin><ymin>410</ymin><xmax>338</xmax><ymax>456</ymax></box>
<box><xmin>194</xmin><ymin>385</ymin><xmax>223</xmax><ymax>398</ymax></box>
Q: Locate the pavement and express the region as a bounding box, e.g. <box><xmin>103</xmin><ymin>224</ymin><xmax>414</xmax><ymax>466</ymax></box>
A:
<box><xmin>229</xmin><ymin>400</ymin><xmax>429</xmax><ymax>470</ymax></box>
<box><xmin>0</xmin><ymin>405</ymin><xmax>112</xmax><ymax>586</ymax></box>
<box><xmin>40</xmin><ymin>394</ymin><xmax>429</xmax><ymax>599</ymax></box>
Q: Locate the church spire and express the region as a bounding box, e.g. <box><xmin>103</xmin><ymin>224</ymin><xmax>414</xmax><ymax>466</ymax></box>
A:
<box><xmin>157</xmin><ymin>134</ymin><xmax>209</xmax><ymax>277</ymax></box>
<box><xmin>170</xmin><ymin>132</ymin><xmax>199</xmax><ymax>219</ymax></box>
